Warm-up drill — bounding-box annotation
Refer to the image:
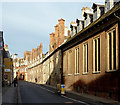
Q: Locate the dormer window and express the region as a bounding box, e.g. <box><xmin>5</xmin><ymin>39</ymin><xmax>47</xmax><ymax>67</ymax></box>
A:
<box><xmin>94</xmin><ymin>8</ymin><xmax>97</xmax><ymax>21</ymax></box>
<box><xmin>70</xmin><ymin>25</ymin><xmax>73</xmax><ymax>37</ymax></box>
<box><xmin>75</xmin><ymin>27</ymin><xmax>77</xmax><ymax>34</ymax></box>
<box><xmin>82</xmin><ymin>21</ymin><xmax>84</xmax><ymax>29</ymax></box>
<box><xmin>70</xmin><ymin>22</ymin><xmax>77</xmax><ymax>37</ymax></box>
<box><xmin>76</xmin><ymin>19</ymin><xmax>84</xmax><ymax>33</ymax></box>
<box><xmin>99</xmin><ymin>7</ymin><xmax>105</xmax><ymax>16</ymax></box>
<box><xmin>89</xmin><ymin>14</ymin><xmax>93</xmax><ymax>23</ymax></box>
<box><xmin>105</xmin><ymin>0</ymin><xmax>119</xmax><ymax>13</ymax></box>
<box><xmin>84</xmin><ymin>12</ymin><xmax>93</xmax><ymax>27</ymax></box>
<box><xmin>92</xmin><ymin>3</ymin><xmax>105</xmax><ymax>21</ymax></box>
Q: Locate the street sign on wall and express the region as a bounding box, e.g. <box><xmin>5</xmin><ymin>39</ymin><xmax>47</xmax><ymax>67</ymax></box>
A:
<box><xmin>4</xmin><ymin>69</ymin><xmax>10</xmax><ymax>72</ymax></box>
<box><xmin>0</xmin><ymin>41</ymin><xmax>3</xmax><ymax>50</ymax></box>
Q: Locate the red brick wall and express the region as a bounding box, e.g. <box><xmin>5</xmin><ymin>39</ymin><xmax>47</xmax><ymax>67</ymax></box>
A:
<box><xmin>49</xmin><ymin>18</ymin><xmax>68</xmax><ymax>54</ymax></box>
<box><xmin>63</xmin><ymin>23</ymin><xmax>119</xmax><ymax>101</ymax></box>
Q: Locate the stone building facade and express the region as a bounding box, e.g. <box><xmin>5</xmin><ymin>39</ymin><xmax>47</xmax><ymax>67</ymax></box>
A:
<box><xmin>26</xmin><ymin>18</ymin><xmax>69</xmax><ymax>86</ymax></box>
<box><xmin>27</xmin><ymin>46</ymin><xmax>62</xmax><ymax>86</ymax></box>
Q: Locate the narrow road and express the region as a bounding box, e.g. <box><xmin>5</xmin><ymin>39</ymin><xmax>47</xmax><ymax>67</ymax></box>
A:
<box><xmin>18</xmin><ymin>81</ymin><xmax>88</xmax><ymax>104</ymax></box>
<box><xmin>18</xmin><ymin>81</ymin><xmax>118</xmax><ymax>105</ymax></box>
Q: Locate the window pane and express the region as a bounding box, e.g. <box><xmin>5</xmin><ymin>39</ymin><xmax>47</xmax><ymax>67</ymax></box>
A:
<box><xmin>76</xmin><ymin>49</ymin><xmax>77</xmax><ymax>73</ymax></box>
<box><xmin>95</xmin><ymin>40</ymin><xmax>97</xmax><ymax>71</ymax></box>
<box><xmin>84</xmin><ymin>45</ymin><xmax>86</xmax><ymax>73</ymax></box>
<box><xmin>63</xmin><ymin>53</ymin><xmax>67</xmax><ymax>74</ymax></box>
<box><xmin>113</xmin><ymin>30</ymin><xmax>116</xmax><ymax>69</ymax></box>
<box><xmin>109</xmin><ymin>33</ymin><xmax>112</xmax><ymax>70</ymax></box>
<box><xmin>98</xmin><ymin>38</ymin><xmax>100</xmax><ymax>71</ymax></box>
<box><xmin>68</xmin><ymin>51</ymin><xmax>72</xmax><ymax>74</ymax></box>
<box><xmin>78</xmin><ymin>48</ymin><xmax>79</xmax><ymax>73</ymax></box>
<box><xmin>87</xmin><ymin>44</ymin><xmax>88</xmax><ymax>72</ymax></box>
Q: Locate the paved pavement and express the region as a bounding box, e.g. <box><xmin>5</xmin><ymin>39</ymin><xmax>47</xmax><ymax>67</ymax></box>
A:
<box><xmin>2</xmin><ymin>84</ymin><xmax>18</xmax><ymax>105</ymax></box>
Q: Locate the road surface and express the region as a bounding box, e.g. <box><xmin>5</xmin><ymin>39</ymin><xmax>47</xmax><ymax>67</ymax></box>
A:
<box><xmin>18</xmin><ymin>81</ymin><xmax>116</xmax><ymax>105</ymax></box>
<box><xmin>18</xmin><ymin>81</ymin><xmax>89</xmax><ymax>104</ymax></box>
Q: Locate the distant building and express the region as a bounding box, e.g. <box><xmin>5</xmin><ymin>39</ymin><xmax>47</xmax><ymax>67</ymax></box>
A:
<box><xmin>3</xmin><ymin>44</ymin><xmax>13</xmax><ymax>85</ymax></box>
<box><xmin>13</xmin><ymin>43</ymin><xmax>43</xmax><ymax>81</ymax></box>
<box><xmin>0</xmin><ymin>31</ymin><xmax>4</xmax><ymax>86</ymax></box>
<box><xmin>3</xmin><ymin>58</ymin><xmax>13</xmax><ymax>85</ymax></box>
<box><xmin>0</xmin><ymin>31</ymin><xmax>3</xmax><ymax>105</ymax></box>
<box><xmin>11</xmin><ymin>53</ymin><xmax>18</xmax><ymax>79</ymax></box>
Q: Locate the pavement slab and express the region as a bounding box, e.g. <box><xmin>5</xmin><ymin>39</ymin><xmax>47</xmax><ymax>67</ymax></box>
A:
<box><xmin>2</xmin><ymin>85</ymin><xmax>18</xmax><ymax>104</ymax></box>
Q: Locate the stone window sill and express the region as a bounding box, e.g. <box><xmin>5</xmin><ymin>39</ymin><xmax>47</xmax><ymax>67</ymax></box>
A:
<box><xmin>92</xmin><ymin>71</ymin><xmax>101</xmax><ymax>74</ymax></box>
<box><xmin>68</xmin><ymin>74</ymin><xmax>72</xmax><ymax>76</ymax></box>
<box><xmin>74</xmin><ymin>73</ymin><xmax>80</xmax><ymax>76</ymax></box>
<box><xmin>82</xmin><ymin>72</ymin><xmax>88</xmax><ymax>75</ymax></box>
<box><xmin>106</xmin><ymin>70</ymin><xmax>117</xmax><ymax>73</ymax></box>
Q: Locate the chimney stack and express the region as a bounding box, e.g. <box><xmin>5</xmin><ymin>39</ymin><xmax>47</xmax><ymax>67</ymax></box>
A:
<box><xmin>58</xmin><ymin>18</ymin><xmax>65</xmax><ymax>26</ymax></box>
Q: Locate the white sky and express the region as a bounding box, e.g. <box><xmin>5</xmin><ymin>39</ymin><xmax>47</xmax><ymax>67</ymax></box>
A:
<box><xmin>2</xmin><ymin>1</ymin><xmax>105</xmax><ymax>58</ymax></box>
<box><xmin>1</xmin><ymin>0</ymin><xmax>105</xmax><ymax>2</ymax></box>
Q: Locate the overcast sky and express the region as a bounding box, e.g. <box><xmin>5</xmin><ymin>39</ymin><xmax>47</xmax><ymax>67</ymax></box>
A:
<box><xmin>2</xmin><ymin>1</ymin><xmax>104</xmax><ymax>58</ymax></box>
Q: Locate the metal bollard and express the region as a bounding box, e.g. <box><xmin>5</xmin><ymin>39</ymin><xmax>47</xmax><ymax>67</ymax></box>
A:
<box><xmin>61</xmin><ymin>84</ymin><xmax>65</xmax><ymax>95</ymax></box>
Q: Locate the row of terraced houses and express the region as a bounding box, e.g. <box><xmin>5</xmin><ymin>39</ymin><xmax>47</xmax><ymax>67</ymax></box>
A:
<box><xmin>13</xmin><ymin>0</ymin><xmax>120</xmax><ymax>101</ymax></box>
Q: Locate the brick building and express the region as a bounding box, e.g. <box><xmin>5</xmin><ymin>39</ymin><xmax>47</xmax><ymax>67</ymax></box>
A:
<box><xmin>0</xmin><ymin>31</ymin><xmax>3</xmax><ymax>105</ymax></box>
<box><xmin>49</xmin><ymin>18</ymin><xmax>70</xmax><ymax>54</ymax></box>
<box><xmin>3</xmin><ymin>58</ymin><xmax>13</xmax><ymax>85</ymax></box>
<box><xmin>0</xmin><ymin>31</ymin><xmax>4</xmax><ymax>85</ymax></box>
<box><xmin>3</xmin><ymin>44</ymin><xmax>14</xmax><ymax>85</ymax></box>
<box><xmin>61</xmin><ymin>1</ymin><xmax>120</xmax><ymax>101</ymax></box>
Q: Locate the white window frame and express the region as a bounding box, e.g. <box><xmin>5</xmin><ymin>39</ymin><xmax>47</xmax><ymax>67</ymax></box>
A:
<box><xmin>93</xmin><ymin>37</ymin><xmax>100</xmax><ymax>73</ymax></box>
<box><xmin>68</xmin><ymin>50</ymin><xmax>72</xmax><ymax>75</ymax></box>
<box><xmin>83</xmin><ymin>42</ymin><xmax>88</xmax><ymax>74</ymax></box>
<box><xmin>106</xmin><ymin>27</ymin><xmax>118</xmax><ymax>72</ymax></box>
<box><xmin>75</xmin><ymin>47</ymin><xmax>79</xmax><ymax>75</ymax></box>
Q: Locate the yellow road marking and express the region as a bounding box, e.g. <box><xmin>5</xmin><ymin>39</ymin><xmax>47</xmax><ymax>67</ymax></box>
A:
<box><xmin>65</xmin><ymin>102</ymin><xmax>73</xmax><ymax>103</ymax></box>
